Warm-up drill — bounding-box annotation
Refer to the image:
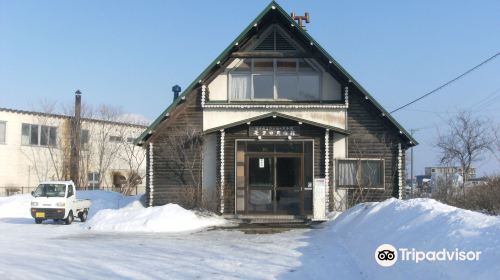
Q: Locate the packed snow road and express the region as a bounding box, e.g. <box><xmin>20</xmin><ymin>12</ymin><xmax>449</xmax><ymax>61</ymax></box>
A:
<box><xmin>0</xmin><ymin>191</ymin><xmax>499</xmax><ymax>280</ymax></box>
<box><xmin>0</xmin><ymin>220</ymin><xmax>306</xmax><ymax>280</ymax></box>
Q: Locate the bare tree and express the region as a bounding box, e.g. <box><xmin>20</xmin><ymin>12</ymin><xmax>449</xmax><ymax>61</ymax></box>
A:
<box><xmin>157</xmin><ymin>127</ymin><xmax>204</xmax><ymax>208</ymax></box>
<box><xmin>88</xmin><ymin>105</ymin><xmax>127</xmax><ymax>188</ymax></box>
<box><xmin>493</xmin><ymin>124</ymin><xmax>500</xmax><ymax>164</ymax></box>
<box><xmin>117</xmin><ymin>126</ymin><xmax>147</xmax><ymax>196</ymax></box>
<box><xmin>435</xmin><ymin>111</ymin><xmax>492</xmax><ymax>192</ymax></box>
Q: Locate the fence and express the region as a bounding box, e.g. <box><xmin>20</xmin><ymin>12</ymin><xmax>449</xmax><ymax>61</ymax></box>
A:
<box><xmin>0</xmin><ymin>185</ymin><xmax>145</xmax><ymax>197</ymax></box>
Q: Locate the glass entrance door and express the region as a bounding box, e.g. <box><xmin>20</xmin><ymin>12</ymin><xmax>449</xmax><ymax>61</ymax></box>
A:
<box><xmin>246</xmin><ymin>155</ymin><xmax>303</xmax><ymax>215</ymax></box>
<box><xmin>247</xmin><ymin>157</ymin><xmax>274</xmax><ymax>212</ymax></box>
<box><xmin>275</xmin><ymin>157</ymin><xmax>302</xmax><ymax>215</ymax></box>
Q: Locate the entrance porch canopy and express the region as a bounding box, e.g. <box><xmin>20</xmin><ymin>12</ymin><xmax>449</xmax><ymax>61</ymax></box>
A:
<box><xmin>203</xmin><ymin>112</ymin><xmax>350</xmax><ymax>135</ymax></box>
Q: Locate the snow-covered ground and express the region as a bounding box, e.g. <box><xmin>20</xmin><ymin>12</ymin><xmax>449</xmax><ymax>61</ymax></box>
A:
<box><xmin>0</xmin><ymin>192</ymin><xmax>499</xmax><ymax>279</ymax></box>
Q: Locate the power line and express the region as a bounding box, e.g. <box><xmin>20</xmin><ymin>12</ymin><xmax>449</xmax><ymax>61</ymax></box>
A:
<box><xmin>390</xmin><ymin>52</ymin><xmax>500</xmax><ymax>114</ymax></box>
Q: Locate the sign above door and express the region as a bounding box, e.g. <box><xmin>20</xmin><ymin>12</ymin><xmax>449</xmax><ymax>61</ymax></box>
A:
<box><xmin>249</xmin><ymin>126</ymin><xmax>300</xmax><ymax>137</ymax></box>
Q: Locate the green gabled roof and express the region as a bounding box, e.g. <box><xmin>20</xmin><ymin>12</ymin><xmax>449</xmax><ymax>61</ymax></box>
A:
<box><xmin>136</xmin><ymin>1</ymin><xmax>418</xmax><ymax>146</ymax></box>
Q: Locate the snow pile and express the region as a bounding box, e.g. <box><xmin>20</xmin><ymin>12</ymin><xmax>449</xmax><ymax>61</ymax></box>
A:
<box><xmin>86</xmin><ymin>201</ymin><xmax>227</xmax><ymax>233</ymax></box>
<box><xmin>0</xmin><ymin>194</ymin><xmax>32</xmax><ymax>218</ymax></box>
<box><xmin>287</xmin><ymin>198</ymin><xmax>500</xmax><ymax>279</ymax></box>
<box><xmin>0</xmin><ymin>191</ymin><xmax>137</xmax><ymax>220</ymax></box>
<box><xmin>76</xmin><ymin>190</ymin><xmax>138</xmax><ymax>218</ymax></box>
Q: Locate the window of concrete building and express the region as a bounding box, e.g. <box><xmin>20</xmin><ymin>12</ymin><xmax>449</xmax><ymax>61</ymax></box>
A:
<box><xmin>81</xmin><ymin>129</ymin><xmax>89</xmax><ymax>149</ymax></box>
<box><xmin>88</xmin><ymin>172</ymin><xmax>100</xmax><ymax>189</ymax></box>
<box><xmin>109</xmin><ymin>135</ymin><xmax>123</xmax><ymax>143</ymax></box>
<box><xmin>0</xmin><ymin>121</ymin><xmax>6</xmax><ymax>144</ymax></box>
<box><xmin>21</xmin><ymin>123</ymin><xmax>57</xmax><ymax>146</ymax></box>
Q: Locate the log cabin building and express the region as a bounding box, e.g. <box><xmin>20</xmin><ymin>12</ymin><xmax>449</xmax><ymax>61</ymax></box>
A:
<box><xmin>135</xmin><ymin>2</ymin><xmax>417</xmax><ymax>222</ymax></box>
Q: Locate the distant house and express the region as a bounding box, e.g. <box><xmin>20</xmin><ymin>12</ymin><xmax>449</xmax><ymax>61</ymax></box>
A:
<box><xmin>425</xmin><ymin>166</ymin><xmax>476</xmax><ymax>189</ymax></box>
<box><xmin>0</xmin><ymin>93</ymin><xmax>147</xmax><ymax>195</ymax></box>
<box><xmin>425</xmin><ymin>166</ymin><xmax>476</xmax><ymax>180</ymax></box>
<box><xmin>135</xmin><ymin>2</ymin><xmax>417</xmax><ymax>221</ymax></box>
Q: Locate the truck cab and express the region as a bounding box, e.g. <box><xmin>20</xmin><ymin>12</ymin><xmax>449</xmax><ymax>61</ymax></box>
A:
<box><xmin>30</xmin><ymin>181</ymin><xmax>91</xmax><ymax>224</ymax></box>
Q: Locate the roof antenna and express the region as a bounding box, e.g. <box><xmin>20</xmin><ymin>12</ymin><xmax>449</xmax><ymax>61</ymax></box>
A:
<box><xmin>291</xmin><ymin>12</ymin><xmax>310</xmax><ymax>30</ymax></box>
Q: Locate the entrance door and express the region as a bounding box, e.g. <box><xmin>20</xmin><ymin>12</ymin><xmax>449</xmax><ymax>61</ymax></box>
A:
<box><xmin>246</xmin><ymin>155</ymin><xmax>303</xmax><ymax>215</ymax></box>
<box><xmin>247</xmin><ymin>156</ymin><xmax>274</xmax><ymax>212</ymax></box>
<box><xmin>275</xmin><ymin>156</ymin><xmax>302</xmax><ymax>215</ymax></box>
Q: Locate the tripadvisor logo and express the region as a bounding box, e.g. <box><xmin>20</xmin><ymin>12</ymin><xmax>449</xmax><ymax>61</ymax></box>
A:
<box><xmin>375</xmin><ymin>244</ymin><xmax>398</xmax><ymax>267</ymax></box>
<box><xmin>375</xmin><ymin>244</ymin><xmax>482</xmax><ymax>267</ymax></box>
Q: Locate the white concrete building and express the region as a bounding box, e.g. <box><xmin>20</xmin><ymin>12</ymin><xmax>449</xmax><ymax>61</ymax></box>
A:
<box><xmin>0</xmin><ymin>107</ymin><xmax>147</xmax><ymax>196</ymax></box>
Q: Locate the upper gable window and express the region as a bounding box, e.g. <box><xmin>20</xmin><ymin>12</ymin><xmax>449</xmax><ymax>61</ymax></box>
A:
<box><xmin>229</xmin><ymin>58</ymin><xmax>321</xmax><ymax>101</ymax></box>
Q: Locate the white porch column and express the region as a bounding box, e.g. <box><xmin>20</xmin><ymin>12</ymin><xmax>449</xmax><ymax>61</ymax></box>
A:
<box><xmin>148</xmin><ymin>142</ymin><xmax>154</xmax><ymax>207</ymax></box>
<box><xmin>398</xmin><ymin>143</ymin><xmax>403</xmax><ymax>199</ymax></box>
<box><xmin>325</xmin><ymin>129</ymin><xmax>330</xmax><ymax>211</ymax></box>
<box><xmin>219</xmin><ymin>129</ymin><xmax>225</xmax><ymax>213</ymax></box>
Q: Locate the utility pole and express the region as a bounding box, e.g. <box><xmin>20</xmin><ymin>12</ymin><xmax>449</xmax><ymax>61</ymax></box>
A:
<box><xmin>410</xmin><ymin>128</ymin><xmax>419</xmax><ymax>199</ymax></box>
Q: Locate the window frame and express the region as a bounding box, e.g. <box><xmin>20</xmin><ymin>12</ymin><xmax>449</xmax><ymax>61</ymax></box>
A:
<box><xmin>88</xmin><ymin>172</ymin><xmax>100</xmax><ymax>189</ymax></box>
<box><xmin>335</xmin><ymin>158</ymin><xmax>385</xmax><ymax>189</ymax></box>
<box><xmin>21</xmin><ymin>123</ymin><xmax>58</xmax><ymax>147</ymax></box>
<box><xmin>109</xmin><ymin>135</ymin><xmax>123</xmax><ymax>143</ymax></box>
<box><xmin>81</xmin><ymin>129</ymin><xmax>90</xmax><ymax>150</ymax></box>
<box><xmin>0</xmin><ymin>121</ymin><xmax>6</xmax><ymax>144</ymax></box>
<box><xmin>228</xmin><ymin>58</ymin><xmax>323</xmax><ymax>101</ymax></box>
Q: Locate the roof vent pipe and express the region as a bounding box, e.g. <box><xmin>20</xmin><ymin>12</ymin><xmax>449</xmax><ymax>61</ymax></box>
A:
<box><xmin>172</xmin><ymin>85</ymin><xmax>181</xmax><ymax>101</ymax></box>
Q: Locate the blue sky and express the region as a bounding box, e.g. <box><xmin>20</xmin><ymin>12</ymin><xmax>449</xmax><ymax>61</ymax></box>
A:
<box><xmin>1</xmin><ymin>0</ymin><xmax>499</xmax><ymax>176</ymax></box>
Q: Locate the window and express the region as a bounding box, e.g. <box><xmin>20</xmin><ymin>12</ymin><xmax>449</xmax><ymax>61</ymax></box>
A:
<box><xmin>40</xmin><ymin>125</ymin><xmax>57</xmax><ymax>146</ymax></box>
<box><xmin>21</xmin><ymin>123</ymin><xmax>57</xmax><ymax>146</ymax></box>
<box><xmin>0</xmin><ymin>121</ymin><xmax>5</xmax><ymax>144</ymax></box>
<box><xmin>81</xmin><ymin>129</ymin><xmax>89</xmax><ymax>150</ymax></box>
<box><xmin>33</xmin><ymin>184</ymin><xmax>66</xmax><ymax>197</ymax></box>
<box><xmin>81</xmin><ymin>129</ymin><xmax>89</xmax><ymax>145</ymax></box>
<box><xmin>337</xmin><ymin>159</ymin><xmax>384</xmax><ymax>188</ymax></box>
<box><xmin>67</xmin><ymin>185</ymin><xmax>74</xmax><ymax>197</ymax></box>
<box><xmin>229</xmin><ymin>58</ymin><xmax>321</xmax><ymax>101</ymax></box>
<box><xmin>88</xmin><ymin>172</ymin><xmax>100</xmax><ymax>189</ymax></box>
<box><xmin>109</xmin><ymin>135</ymin><xmax>123</xmax><ymax>143</ymax></box>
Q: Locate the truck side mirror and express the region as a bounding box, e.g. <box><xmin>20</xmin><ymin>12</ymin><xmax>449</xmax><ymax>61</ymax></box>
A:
<box><xmin>31</xmin><ymin>191</ymin><xmax>35</xmax><ymax>196</ymax></box>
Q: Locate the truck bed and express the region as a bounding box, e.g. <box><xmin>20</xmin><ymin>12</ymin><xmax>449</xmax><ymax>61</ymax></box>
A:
<box><xmin>73</xmin><ymin>199</ymin><xmax>91</xmax><ymax>209</ymax></box>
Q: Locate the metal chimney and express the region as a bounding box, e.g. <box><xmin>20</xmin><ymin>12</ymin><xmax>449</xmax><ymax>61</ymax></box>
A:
<box><xmin>70</xmin><ymin>90</ymin><xmax>82</xmax><ymax>186</ymax></box>
<box><xmin>172</xmin><ymin>85</ymin><xmax>181</xmax><ymax>101</ymax></box>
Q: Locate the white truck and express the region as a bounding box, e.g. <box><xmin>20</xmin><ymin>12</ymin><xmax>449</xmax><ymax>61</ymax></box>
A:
<box><xmin>30</xmin><ymin>181</ymin><xmax>91</xmax><ymax>225</ymax></box>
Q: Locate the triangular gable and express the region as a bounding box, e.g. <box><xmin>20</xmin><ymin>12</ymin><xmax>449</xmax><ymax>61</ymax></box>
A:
<box><xmin>136</xmin><ymin>1</ymin><xmax>417</xmax><ymax>146</ymax></box>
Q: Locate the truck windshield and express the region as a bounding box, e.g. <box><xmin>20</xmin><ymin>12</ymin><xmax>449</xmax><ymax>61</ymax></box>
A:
<box><xmin>33</xmin><ymin>184</ymin><xmax>66</xmax><ymax>197</ymax></box>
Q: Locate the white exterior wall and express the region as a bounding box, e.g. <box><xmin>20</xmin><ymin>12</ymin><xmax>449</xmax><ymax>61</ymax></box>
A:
<box><xmin>203</xmin><ymin>109</ymin><xmax>346</xmax><ymax>131</ymax></box>
<box><xmin>0</xmin><ymin>111</ymin><xmax>66</xmax><ymax>188</ymax></box>
<box><xmin>0</xmin><ymin>110</ymin><xmax>146</xmax><ymax>194</ymax></box>
<box><xmin>332</xmin><ymin>133</ymin><xmax>348</xmax><ymax>211</ymax></box>
<box><xmin>204</xmin><ymin>57</ymin><xmax>346</xmax><ymax>130</ymax></box>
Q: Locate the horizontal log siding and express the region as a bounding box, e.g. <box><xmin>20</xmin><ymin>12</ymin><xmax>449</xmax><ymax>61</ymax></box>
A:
<box><xmin>148</xmin><ymin>88</ymin><xmax>203</xmax><ymax>207</ymax></box>
<box><xmin>346</xmin><ymin>87</ymin><xmax>406</xmax><ymax>206</ymax></box>
<box><xmin>222</xmin><ymin>117</ymin><xmax>332</xmax><ymax>214</ymax></box>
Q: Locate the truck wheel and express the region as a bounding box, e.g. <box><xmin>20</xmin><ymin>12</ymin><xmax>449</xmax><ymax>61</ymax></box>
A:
<box><xmin>35</xmin><ymin>219</ymin><xmax>43</xmax><ymax>224</ymax></box>
<box><xmin>79</xmin><ymin>210</ymin><xmax>88</xmax><ymax>222</ymax></box>
<box><xmin>65</xmin><ymin>211</ymin><xmax>74</xmax><ymax>225</ymax></box>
